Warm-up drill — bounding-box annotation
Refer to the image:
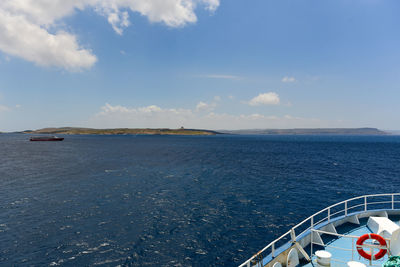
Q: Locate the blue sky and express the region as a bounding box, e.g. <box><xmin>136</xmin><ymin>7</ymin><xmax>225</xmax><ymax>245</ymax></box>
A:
<box><xmin>0</xmin><ymin>0</ymin><xmax>399</xmax><ymax>131</ymax></box>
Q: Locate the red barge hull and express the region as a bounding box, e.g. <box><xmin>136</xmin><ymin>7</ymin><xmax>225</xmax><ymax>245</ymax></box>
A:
<box><xmin>30</xmin><ymin>137</ymin><xmax>64</xmax><ymax>141</ymax></box>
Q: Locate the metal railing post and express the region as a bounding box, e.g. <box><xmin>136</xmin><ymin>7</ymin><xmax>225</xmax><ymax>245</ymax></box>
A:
<box><xmin>272</xmin><ymin>243</ymin><xmax>275</xmax><ymax>258</ymax></box>
<box><xmin>392</xmin><ymin>194</ymin><xmax>395</xmax><ymax>210</ymax></box>
<box><xmin>364</xmin><ymin>196</ymin><xmax>367</xmax><ymax>211</ymax></box>
<box><xmin>310</xmin><ymin>217</ymin><xmax>314</xmax><ymax>257</ymax></box>
<box><xmin>290</xmin><ymin>228</ymin><xmax>296</xmax><ymax>243</ymax></box>
<box><xmin>328</xmin><ymin>208</ymin><xmax>330</xmax><ymax>222</ymax></box>
<box><xmin>370</xmin><ymin>247</ymin><xmax>373</xmax><ymax>266</ymax></box>
<box><xmin>345</xmin><ymin>201</ymin><xmax>348</xmax><ymax>216</ymax></box>
<box><xmin>311</xmin><ymin>230</ymin><xmax>313</xmax><ymax>257</ymax></box>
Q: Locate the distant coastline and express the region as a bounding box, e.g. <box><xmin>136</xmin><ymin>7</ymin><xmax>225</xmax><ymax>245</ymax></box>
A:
<box><xmin>220</xmin><ymin>127</ymin><xmax>388</xmax><ymax>135</ymax></box>
<box><xmin>21</xmin><ymin>127</ymin><xmax>220</xmax><ymax>136</ymax></box>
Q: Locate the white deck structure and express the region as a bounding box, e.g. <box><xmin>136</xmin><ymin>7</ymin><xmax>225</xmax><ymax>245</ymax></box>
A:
<box><xmin>239</xmin><ymin>193</ymin><xmax>400</xmax><ymax>267</ymax></box>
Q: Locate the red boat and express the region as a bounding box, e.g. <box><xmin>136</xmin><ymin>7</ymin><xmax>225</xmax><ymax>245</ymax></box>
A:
<box><xmin>30</xmin><ymin>136</ymin><xmax>64</xmax><ymax>141</ymax></box>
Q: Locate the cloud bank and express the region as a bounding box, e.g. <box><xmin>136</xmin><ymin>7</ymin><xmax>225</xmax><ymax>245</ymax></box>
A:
<box><xmin>89</xmin><ymin>102</ymin><xmax>321</xmax><ymax>130</ymax></box>
<box><xmin>0</xmin><ymin>0</ymin><xmax>220</xmax><ymax>71</ymax></box>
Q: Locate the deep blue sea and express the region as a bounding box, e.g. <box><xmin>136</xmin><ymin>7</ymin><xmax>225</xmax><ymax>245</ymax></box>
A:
<box><xmin>1</xmin><ymin>134</ymin><xmax>400</xmax><ymax>266</ymax></box>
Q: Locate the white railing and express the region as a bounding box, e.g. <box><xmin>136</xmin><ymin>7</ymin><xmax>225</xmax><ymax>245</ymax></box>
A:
<box><xmin>311</xmin><ymin>229</ymin><xmax>390</xmax><ymax>266</ymax></box>
<box><xmin>239</xmin><ymin>193</ymin><xmax>400</xmax><ymax>267</ymax></box>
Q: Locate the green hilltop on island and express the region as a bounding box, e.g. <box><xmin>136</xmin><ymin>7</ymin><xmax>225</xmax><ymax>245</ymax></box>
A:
<box><xmin>22</xmin><ymin>127</ymin><xmax>220</xmax><ymax>136</ymax></box>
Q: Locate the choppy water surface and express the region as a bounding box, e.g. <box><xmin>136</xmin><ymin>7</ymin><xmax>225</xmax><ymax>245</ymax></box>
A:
<box><xmin>1</xmin><ymin>134</ymin><xmax>400</xmax><ymax>266</ymax></box>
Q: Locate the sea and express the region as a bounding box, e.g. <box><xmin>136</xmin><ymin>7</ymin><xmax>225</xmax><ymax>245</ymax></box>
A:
<box><xmin>1</xmin><ymin>134</ymin><xmax>400</xmax><ymax>266</ymax></box>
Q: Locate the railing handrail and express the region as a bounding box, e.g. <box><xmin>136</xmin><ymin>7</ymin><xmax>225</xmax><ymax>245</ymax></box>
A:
<box><xmin>293</xmin><ymin>193</ymin><xmax>400</xmax><ymax>231</ymax></box>
<box><xmin>239</xmin><ymin>193</ymin><xmax>400</xmax><ymax>267</ymax></box>
<box><xmin>311</xmin><ymin>228</ymin><xmax>391</xmax><ymax>244</ymax></box>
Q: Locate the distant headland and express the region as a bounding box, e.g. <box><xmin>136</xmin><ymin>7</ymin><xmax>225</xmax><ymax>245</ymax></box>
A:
<box><xmin>220</xmin><ymin>127</ymin><xmax>388</xmax><ymax>135</ymax></box>
<box><xmin>21</xmin><ymin>127</ymin><xmax>220</xmax><ymax>136</ymax></box>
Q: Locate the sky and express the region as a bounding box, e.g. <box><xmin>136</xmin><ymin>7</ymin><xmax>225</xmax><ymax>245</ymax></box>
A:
<box><xmin>0</xmin><ymin>0</ymin><xmax>400</xmax><ymax>131</ymax></box>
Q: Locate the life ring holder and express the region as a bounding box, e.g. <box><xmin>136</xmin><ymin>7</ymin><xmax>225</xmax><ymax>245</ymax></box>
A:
<box><xmin>356</xmin><ymin>233</ymin><xmax>387</xmax><ymax>260</ymax></box>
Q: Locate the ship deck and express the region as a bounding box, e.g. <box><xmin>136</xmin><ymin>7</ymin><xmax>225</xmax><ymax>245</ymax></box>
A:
<box><xmin>239</xmin><ymin>194</ymin><xmax>400</xmax><ymax>267</ymax></box>
<box><xmin>301</xmin><ymin>216</ymin><xmax>400</xmax><ymax>267</ymax></box>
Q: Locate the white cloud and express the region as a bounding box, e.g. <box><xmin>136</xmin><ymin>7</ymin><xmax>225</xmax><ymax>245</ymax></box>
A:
<box><xmin>94</xmin><ymin>103</ymin><xmax>194</xmax><ymax>128</ymax></box>
<box><xmin>248</xmin><ymin>92</ymin><xmax>280</xmax><ymax>106</ymax></box>
<box><xmin>107</xmin><ymin>10</ymin><xmax>130</xmax><ymax>35</ymax></box>
<box><xmin>0</xmin><ymin>10</ymin><xmax>97</xmax><ymax>71</ymax></box>
<box><xmin>201</xmin><ymin>0</ymin><xmax>219</xmax><ymax>12</ymax></box>
<box><xmin>89</xmin><ymin>103</ymin><xmax>321</xmax><ymax>130</ymax></box>
<box><xmin>196</xmin><ymin>101</ymin><xmax>216</xmax><ymax>111</ymax></box>
<box><xmin>281</xmin><ymin>76</ymin><xmax>296</xmax><ymax>83</ymax></box>
<box><xmin>196</xmin><ymin>101</ymin><xmax>209</xmax><ymax>111</ymax></box>
<box><xmin>0</xmin><ymin>0</ymin><xmax>220</xmax><ymax>70</ymax></box>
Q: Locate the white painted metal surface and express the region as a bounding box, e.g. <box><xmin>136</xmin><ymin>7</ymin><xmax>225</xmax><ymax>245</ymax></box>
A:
<box><xmin>367</xmin><ymin>216</ymin><xmax>400</xmax><ymax>239</ymax></box>
<box><xmin>389</xmin><ymin>228</ymin><xmax>400</xmax><ymax>256</ymax></box>
<box><xmin>286</xmin><ymin>248</ymin><xmax>299</xmax><ymax>267</ymax></box>
<box><xmin>315</xmin><ymin>250</ymin><xmax>331</xmax><ymax>266</ymax></box>
<box><xmin>347</xmin><ymin>261</ymin><xmax>366</xmax><ymax>267</ymax></box>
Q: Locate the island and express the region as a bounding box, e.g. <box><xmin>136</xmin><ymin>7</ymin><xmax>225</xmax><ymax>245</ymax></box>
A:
<box><xmin>18</xmin><ymin>127</ymin><xmax>389</xmax><ymax>136</ymax></box>
<box><xmin>22</xmin><ymin>127</ymin><xmax>220</xmax><ymax>136</ymax></box>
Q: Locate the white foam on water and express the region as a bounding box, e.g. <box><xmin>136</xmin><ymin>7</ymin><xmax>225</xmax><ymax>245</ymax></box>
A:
<box><xmin>99</xmin><ymin>249</ymin><xmax>113</xmax><ymax>254</ymax></box>
<box><xmin>93</xmin><ymin>257</ymin><xmax>125</xmax><ymax>265</ymax></box>
<box><xmin>59</xmin><ymin>225</ymin><xmax>72</xmax><ymax>230</ymax></box>
<box><xmin>195</xmin><ymin>249</ymin><xmax>207</xmax><ymax>255</ymax></box>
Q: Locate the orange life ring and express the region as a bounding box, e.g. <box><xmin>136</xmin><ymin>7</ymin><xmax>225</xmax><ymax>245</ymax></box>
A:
<box><xmin>356</xmin><ymin>233</ymin><xmax>387</xmax><ymax>260</ymax></box>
